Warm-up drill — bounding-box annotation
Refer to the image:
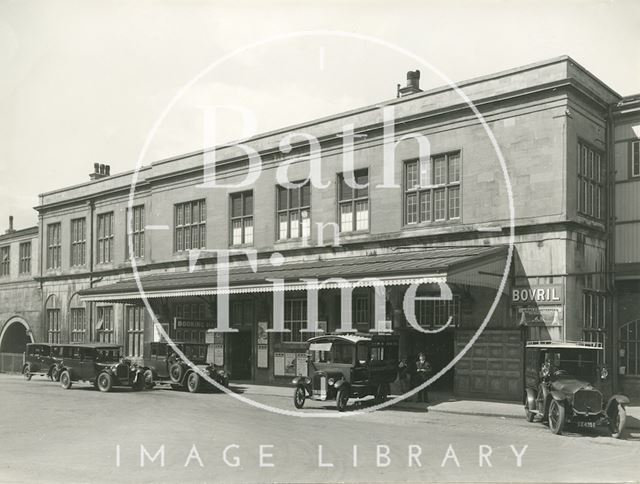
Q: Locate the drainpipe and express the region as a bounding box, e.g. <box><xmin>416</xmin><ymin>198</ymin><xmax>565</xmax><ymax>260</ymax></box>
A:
<box><xmin>606</xmin><ymin>105</ymin><xmax>617</xmax><ymax>394</ymax></box>
<box><xmin>38</xmin><ymin>198</ymin><xmax>44</xmax><ymax>342</ymax></box>
<box><xmin>88</xmin><ymin>200</ymin><xmax>95</xmax><ymax>339</ymax></box>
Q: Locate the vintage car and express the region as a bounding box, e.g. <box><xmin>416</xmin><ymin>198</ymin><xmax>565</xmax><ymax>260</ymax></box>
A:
<box><xmin>523</xmin><ymin>341</ymin><xmax>629</xmax><ymax>437</ymax></box>
<box><xmin>22</xmin><ymin>343</ymin><xmax>62</xmax><ymax>381</ymax></box>
<box><xmin>56</xmin><ymin>344</ymin><xmax>146</xmax><ymax>392</ymax></box>
<box><xmin>142</xmin><ymin>341</ymin><xmax>230</xmax><ymax>393</ymax></box>
<box><xmin>292</xmin><ymin>333</ymin><xmax>399</xmax><ymax>411</ymax></box>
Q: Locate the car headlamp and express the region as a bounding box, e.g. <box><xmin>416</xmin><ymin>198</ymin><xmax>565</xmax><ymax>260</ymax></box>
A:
<box><xmin>600</xmin><ymin>366</ymin><xmax>609</xmax><ymax>380</ymax></box>
<box><xmin>327</xmin><ymin>378</ymin><xmax>335</xmax><ymax>386</ymax></box>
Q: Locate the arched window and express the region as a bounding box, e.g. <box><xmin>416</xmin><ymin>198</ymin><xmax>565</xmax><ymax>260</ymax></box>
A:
<box><xmin>69</xmin><ymin>293</ymin><xmax>86</xmax><ymax>343</ymax></box>
<box><xmin>620</xmin><ymin>320</ymin><xmax>640</xmax><ymax>375</ymax></box>
<box><xmin>45</xmin><ymin>295</ymin><xmax>60</xmax><ymax>343</ymax></box>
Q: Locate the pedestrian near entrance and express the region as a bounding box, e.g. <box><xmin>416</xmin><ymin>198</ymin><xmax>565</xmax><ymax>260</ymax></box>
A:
<box><xmin>414</xmin><ymin>352</ymin><xmax>432</xmax><ymax>403</ymax></box>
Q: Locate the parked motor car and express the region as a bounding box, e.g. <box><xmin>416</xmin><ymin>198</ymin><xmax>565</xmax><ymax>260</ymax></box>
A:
<box><xmin>22</xmin><ymin>343</ymin><xmax>62</xmax><ymax>381</ymax></box>
<box><xmin>523</xmin><ymin>340</ymin><xmax>629</xmax><ymax>437</ymax></box>
<box><xmin>56</xmin><ymin>344</ymin><xmax>146</xmax><ymax>392</ymax></box>
<box><xmin>292</xmin><ymin>333</ymin><xmax>399</xmax><ymax>411</ymax></box>
<box><xmin>142</xmin><ymin>341</ymin><xmax>230</xmax><ymax>393</ymax></box>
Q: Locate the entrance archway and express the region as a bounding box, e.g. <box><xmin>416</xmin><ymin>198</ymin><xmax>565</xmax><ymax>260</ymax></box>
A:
<box><xmin>0</xmin><ymin>318</ymin><xmax>33</xmax><ymax>353</ymax></box>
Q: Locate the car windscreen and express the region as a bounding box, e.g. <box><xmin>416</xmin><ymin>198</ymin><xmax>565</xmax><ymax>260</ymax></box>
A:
<box><xmin>544</xmin><ymin>349</ymin><xmax>598</xmax><ymax>381</ymax></box>
<box><xmin>95</xmin><ymin>348</ymin><xmax>121</xmax><ymax>361</ymax></box>
<box><xmin>311</xmin><ymin>342</ymin><xmax>354</xmax><ymax>364</ymax></box>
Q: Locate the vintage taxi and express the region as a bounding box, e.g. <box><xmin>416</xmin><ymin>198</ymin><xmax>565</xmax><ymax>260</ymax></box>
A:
<box><xmin>292</xmin><ymin>333</ymin><xmax>399</xmax><ymax>411</ymax></box>
<box><xmin>523</xmin><ymin>340</ymin><xmax>629</xmax><ymax>437</ymax></box>
<box><xmin>142</xmin><ymin>341</ymin><xmax>230</xmax><ymax>393</ymax></box>
<box><xmin>56</xmin><ymin>344</ymin><xmax>146</xmax><ymax>392</ymax></box>
<box><xmin>22</xmin><ymin>343</ymin><xmax>62</xmax><ymax>381</ymax></box>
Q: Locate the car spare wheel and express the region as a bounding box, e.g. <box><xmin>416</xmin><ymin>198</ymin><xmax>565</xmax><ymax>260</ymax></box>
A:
<box><xmin>294</xmin><ymin>386</ymin><xmax>306</xmax><ymax>409</ymax></box>
<box><xmin>169</xmin><ymin>363</ymin><xmax>184</xmax><ymax>383</ymax></box>
<box><xmin>59</xmin><ymin>370</ymin><xmax>72</xmax><ymax>390</ymax></box>
<box><xmin>609</xmin><ymin>402</ymin><xmax>627</xmax><ymax>439</ymax></box>
<box><xmin>143</xmin><ymin>369</ymin><xmax>155</xmax><ymax>389</ymax></box>
<box><xmin>548</xmin><ymin>399</ymin><xmax>566</xmax><ymax>435</ymax></box>
<box><xmin>97</xmin><ymin>372</ymin><xmax>113</xmax><ymax>392</ymax></box>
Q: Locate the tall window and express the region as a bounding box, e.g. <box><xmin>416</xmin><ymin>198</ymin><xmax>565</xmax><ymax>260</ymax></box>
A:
<box><xmin>277</xmin><ymin>182</ymin><xmax>311</xmax><ymax>240</ymax></box>
<box><xmin>70</xmin><ymin>218</ymin><xmax>86</xmax><ymax>266</ymax></box>
<box><xmin>353</xmin><ymin>293</ymin><xmax>370</xmax><ymax>329</ymax></box>
<box><xmin>47</xmin><ymin>309</ymin><xmax>60</xmax><ymax>343</ymax></box>
<box><xmin>175</xmin><ymin>200</ymin><xmax>206</xmax><ymax>252</ymax></box>
<box><xmin>96</xmin><ymin>306</ymin><xmax>114</xmax><ymax>343</ymax></box>
<box><xmin>632</xmin><ymin>140</ymin><xmax>640</xmax><ymax>178</ymax></box>
<box><xmin>282</xmin><ymin>298</ymin><xmax>307</xmax><ymax>343</ymax></box>
<box><xmin>583</xmin><ymin>290</ymin><xmax>607</xmax><ymax>365</ymax></box>
<box><xmin>19</xmin><ymin>242</ymin><xmax>31</xmax><ymax>274</ymax></box>
<box><xmin>338</xmin><ymin>169</ymin><xmax>369</xmax><ymax>232</ymax></box>
<box><xmin>46</xmin><ymin>223</ymin><xmax>61</xmax><ymax>269</ymax></box>
<box><xmin>0</xmin><ymin>246</ymin><xmax>9</xmax><ymax>277</ymax></box>
<box><xmin>620</xmin><ymin>320</ymin><xmax>640</xmax><ymax>375</ymax></box>
<box><xmin>405</xmin><ymin>152</ymin><xmax>461</xmax><ymax>225</ymax></box>
<box><xmin>125</xmin><ymin>306</ymin><xmax>144</xmax><ymax>357</ymax></box>
<box><xmin>230</xmin><ymin>191</ymin><xmax>253</xmax><ymax>245</ymax></box>
<box><xmin>70</xmin><ymin>308</ymin><xmax>86</xmax><ymax>343</ymax></box>
<box><xmin>127</xmin><ymin>205</ymin><xmax>145</xmax><ymax>259</ymax></box>
<box><xmin>578</xmin><ymin>143</ymin><xmax>603</xmax><ymax>220</ymax></box>
<box><xmin>96</xmin><ymin>212</ymin><xmax>114</xmax><ymax>263</ymax></box>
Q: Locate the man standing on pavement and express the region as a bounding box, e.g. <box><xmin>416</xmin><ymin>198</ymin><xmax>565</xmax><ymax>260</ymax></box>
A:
<box><xmin>414</xmin><ymin>352</ymin><xmax>432</xmax><ymax>403</ymax></box>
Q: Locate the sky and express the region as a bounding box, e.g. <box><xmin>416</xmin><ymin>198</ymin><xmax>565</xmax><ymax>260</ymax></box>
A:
<box><xmin>0</xmin><ymin>0</ymin><xmax>638</xmax><ymax>230</ymax></box>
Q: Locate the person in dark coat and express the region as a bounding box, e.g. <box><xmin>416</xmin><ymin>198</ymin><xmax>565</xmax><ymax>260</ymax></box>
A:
<box><xmin>414</xmin><ymin>352</ymin><xmax>432</xmax><ymax>403</ymax></box>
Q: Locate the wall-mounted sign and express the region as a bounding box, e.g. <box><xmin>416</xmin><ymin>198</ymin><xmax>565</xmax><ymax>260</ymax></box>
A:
<box><xmin>257</xmin><ymin>345</ymin><xmax>268</xmax><ymax>368</ymax></box>
<box><xmin>518</xmin><ymin>306</ymin><xmax>563</xmax><ymax>326</ymax></box>
<box><xmin>296</xmin><ymin>353</ymin><xmax>308</xmax><ymax>377</ymax></box>
<box><xmin>512</xmin><ymin>285</ymin><xmax>563</xmax><ymax>304</ymax></box>
<box><xmin>257</xmin><ymin>322</ymin><xmax>269</xmax><ymax>368</ymax></box>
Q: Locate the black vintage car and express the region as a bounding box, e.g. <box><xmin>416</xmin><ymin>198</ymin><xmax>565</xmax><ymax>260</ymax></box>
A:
<box><xmin>56</xmin><ymin>344</ymin><xmax>145</xmax><ymax>392</ymax></box>
<box><xmin>523</xmin><ymin>341</ymin><xmax>629</xmax><ymax>437</ymax></box>
<box><xmin>22</xmin><ymin>343</ymin><xmax>62</xmax><ymax>381</ymax></box>
<box><xmin>142</xmin><ymin>341</ymin><xmax>230</xmax><ymax>393</ymax></box>
<box><xmin>292</xmin><ymin>334</ymin><xmax>399</xmax><ymax>411</ymax></box>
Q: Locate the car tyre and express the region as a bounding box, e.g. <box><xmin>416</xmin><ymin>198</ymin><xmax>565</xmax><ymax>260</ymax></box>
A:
<box><xmin>23</xmin><ymin>364</ymin><xmax>32</xmax><ymax>381</ymax></box>
<box><xmin>524</xmin><ymin>397</ymin><xmax>535</xmax><ymax>422</ymax></box>
<box><xmin>169</xmin><ymin>363</ymin><xmax>184</xmax><ymax>384</ymax></box>
<box><xmin>548</xmin><ymin>399</ymin><xmax>566</xmax><ymax>435</ymax></box>
<box><xmin>336</xmin><ymin>388</ymin><xmax>349</xmax><ymax>412</ymax></box>
<box><xmin>294</xmin><ymin>386</ymin><xmax>306</xmax><ymax>409</ymax></box>
<box><xmin>60</xmin><ymin>370</ymin><xmax>72</xmax><ymax>390</ymax></box>
<box><xmin>609</xmin><ymin>402</ymin><xmax>627</xmax><ymax>439</ymax></box>
<box><xmin>97</xmin><ymin>372</ymin><xmax>113</xmax><ymax>393</ymax></box>
<box><xmin>187</xmin><ymin>372</ymin><xmax>200</xmax><ymax>393</ymax></box>
<box><xmin>50</xmin><ymin>366</ymin><xmax>60</xmax><ymax>382</ymax></box>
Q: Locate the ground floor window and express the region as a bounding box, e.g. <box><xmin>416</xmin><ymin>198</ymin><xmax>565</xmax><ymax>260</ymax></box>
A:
<box><xmin>47</xmin><ymin>309</ymin><xmax>60</xmax><ymax>343</ymax></box>
<box><xmin>282</xmin><ymin>299</ymin><xmax>307</xmax><ymax>343</ymax></box>
<box><xmin>619</xmin><ymin>320</ymin><xmax>640</xmax><ymax>375</ymax></box>
<box><xmin>70</xmin><ymin>308</ymin><xmax>86</xmax><ymax>343</ymax></box>
<box><xmin>125</xmin><ymin>306</ymin><xmax>144</xmax><ymax>357</ymax></box>
<box><xmin>416</xmin><ymin>295</ymin><xmax>460</xmax><ymax>328</ymax></box>
<box><xmin>96</xmin><ymin>306</ymin><xmax>114</xmax><ymax>343</ymax></box>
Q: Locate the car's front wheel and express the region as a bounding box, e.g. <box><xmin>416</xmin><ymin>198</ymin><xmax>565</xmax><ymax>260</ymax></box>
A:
<box><xmin>187</xmin><ymin>372</ymin><xmax>200</xmax><ymax>393</ymax></box>
<box><xmin>548</xmin><ymin>399</ymin><xmax>566</xmax><ymax>435</ymax></box>
<box><xmin>294</xmin><ymin>386</ymin><xmax>306</xmax><ymax>408</ymax></box>
<box><xmin>22</xmin><ymin>364</ymin><xmax>32</xmax><ymax>381</ymax></box>
<box><xmin>59</xmin><ymin>370</ymin><xmax>72</xmax><ymax>390</ymax></box>
<box><xmin>609</xmin><ymin>402</ymin><xmax>627</xmax><ymax>439</ymax></box>
<box><xmin>336</xmin><ymin>388</ymin><xmax>349</xmax><ymax>412</ymax></box>
<box><xmin>524</xmin><ymin>396</ymin><xmax>535</xmax><ymax>422</ymax></box>
<box><xmin>97</xmin><ymin>372</ymin><xmax>113</xmax><ymax>393</ymax></box>
<box><xmin>143</xmin><ymin>369</ymin><xmax>155</xmax><ymax>389</ymax></box>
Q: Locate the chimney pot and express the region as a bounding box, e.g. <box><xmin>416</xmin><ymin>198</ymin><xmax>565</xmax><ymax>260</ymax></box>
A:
<box><xmin>94</xmin><ymin>162</ymin><xmax>100</xmax><ymax>173</ymax></box>
<box><xmin>9</xmin><ymin>215</ymin><xmax>13</xmax><ymax>230</ymax></box>
<box><xmin>105</xmin><ymin>165</ymin><xmax>111</xmax><ymax>176</ymax></box>
<box><xmin>397</xmin><ymin>69</ymin><xmax>422</xmax><ymax>97</ymax></box>
<box><xmin>99</xmin><ymin>163</ymin><xmax>105</xmax><ymax>174</ymax></box>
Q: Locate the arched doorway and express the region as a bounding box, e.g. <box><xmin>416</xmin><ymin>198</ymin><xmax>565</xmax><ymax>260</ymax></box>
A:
<box><xmin>0</xmin><ymin>318</ymin><xmax>34</xmax><ymax>373</ymax></box>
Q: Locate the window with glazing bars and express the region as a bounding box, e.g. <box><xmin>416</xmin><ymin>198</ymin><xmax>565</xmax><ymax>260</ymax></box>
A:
<box><xmin>338</xmin><ymin>169</ymin><xmax>369</xmax><ymax>232</ymax></box>
<box><xmin>230</xmin><ymin>191</ymin><xmax>253</xmax><ymax>245</ymax></box>
<box><xmin>126</xmin><ymin>305</ymin><xmax>144</xmax><ymax>357</ymax></box>
<box><xmin>19</xmin><ymin>242</ymin><xmax>31</xmax><ymax>274</ymax></box>
<box><xmin>70</xmin><ymin>218</ymin><xmax>86</xmax><ymax>266</ymax></box>
<box><xmin>127</xmin><ymin>205</ymin><xmax>145</xmax><ymax>259</ymax></box>
<box><xmin>282</xmin><ymin>298</ymin><xmax>307</xmax><ymax>343</ymax></box>
<box><xmin>96</xmin><ymin>306</ymin><xmax>114</xmax><ymax>343</ymax></box>
<box><xmin>277</xmin><ymin>182</ymin><xmax>311</xmax><ymax>240</ymax></box>
<box><xmin>404</xmin><ymin>152</ymin><xmax>461</xmax><ymax>225</ymax></box>
<box><xmin>0</xmin><ymin>246</ymin><xmax>9</xmax><ymax>277</ymax></box>
<box><xmin>175</xmin><ymin>200</ymin><xmax>206</xmax><ymax>252</ymax></box>
<box><xmin>46</xmin><ymin>223</ymin><xmax>61</xmax><ymax>269</ymax></box>
<box><xmin>577</xmin><ymin>143</ymin><xmax>604</xmax><ymax>219</ymax></box>
<box><xmin>415</xmin><ymin>295</ymin><xmax>461</xmax><ymax>327</ymax></box>
<box><xmin>632</xmin><ymin>140</ymin><xmax>640</xmax><ymax>178</ymax></box>
<box><xmin>96</xmin><ymin>213</ymin><xmax>114</xmax><ymax>263</ymax></box>
<box><xmin>47</xmin><ymin>309</ymin><xmax>60</xmax><ymax>343</ymax></box>
<box><xmin>70</xmin><ymin>308</ymin><xmax>86</xmax><ymax>342</ymax></box>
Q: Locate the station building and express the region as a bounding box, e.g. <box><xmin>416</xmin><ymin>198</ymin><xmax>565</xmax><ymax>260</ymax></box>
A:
<box><xmin>6</xmin><ymin>55</ymin><xmax>635</xmax><ymax>400</ymax></box>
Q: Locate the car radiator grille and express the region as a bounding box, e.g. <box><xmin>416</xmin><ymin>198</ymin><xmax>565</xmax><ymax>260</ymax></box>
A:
<box><xmin>573</xmin><ymin>389</ymin><xmax>602</xmax><ymax>414</ymax></box>
<box><xmin>312</xmin><ymin>375</ymin><xmax>327</xmax><ymax>400</ymax></box>
<box><xmin>116</xmin><ymin>366</ymin><xmax>129</xmax><ymax>379</ymax></box>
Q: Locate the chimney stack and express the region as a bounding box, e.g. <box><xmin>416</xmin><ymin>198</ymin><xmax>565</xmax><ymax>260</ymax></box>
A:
<box><xmin>5</xmin><ymin>215</ymin><xmax>15</xmax><ymax>234</ymax></box>
<box><xmin>397</xmin><ymin>70</ymin><xmax>422</xmax><ymax>98</ymax></box>
<box><xmin>89</xmin><ymin>163</ymin><xmax>111</xmax><ymax>181</ymax></box>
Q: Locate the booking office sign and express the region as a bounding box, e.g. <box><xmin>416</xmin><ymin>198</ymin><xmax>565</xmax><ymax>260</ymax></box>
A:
<box><xmin>126</xmin><ymin>31</ymin><xmax>515</xmax><ymax>418</ymax></box>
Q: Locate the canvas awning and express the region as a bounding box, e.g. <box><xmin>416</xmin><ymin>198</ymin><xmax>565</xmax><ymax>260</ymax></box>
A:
<box><xmin>78</xmin><ymin>245</ymin><xmax>509</xmax><ymax>303</ymax></box>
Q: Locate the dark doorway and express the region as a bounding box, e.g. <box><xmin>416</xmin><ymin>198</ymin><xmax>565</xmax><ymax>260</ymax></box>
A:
<box><xmin>0</xmin><ymin>322</ymin><xmax>31</xmax><ymax>353</ymax></box>
<box><xmin>228</xmin><ymin>330</ymin><xmax>252</xmax><ymax>380</ymax></box>
<box><xmin>407</xmin><ymin>329</ymin><xmax>455</xmax><ymax>391</ymax></box>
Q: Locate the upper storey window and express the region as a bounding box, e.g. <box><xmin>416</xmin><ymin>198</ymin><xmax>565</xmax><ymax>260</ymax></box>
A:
<box><xmin>577</xmin><ymin>143</ymin><xmax>603</xmax><ymax>220</ymax></box>
<box><xmin>338</xmin><ymin>169</ymin><xmax>369</xmax><ymax>233</ymax></box>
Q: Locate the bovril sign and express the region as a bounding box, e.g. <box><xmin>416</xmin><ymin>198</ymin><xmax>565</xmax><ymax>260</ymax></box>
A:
<box><xmin>512</xmin><ymin>285</ymin><xmax>563</xmax><ymax>304</ymax></box>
